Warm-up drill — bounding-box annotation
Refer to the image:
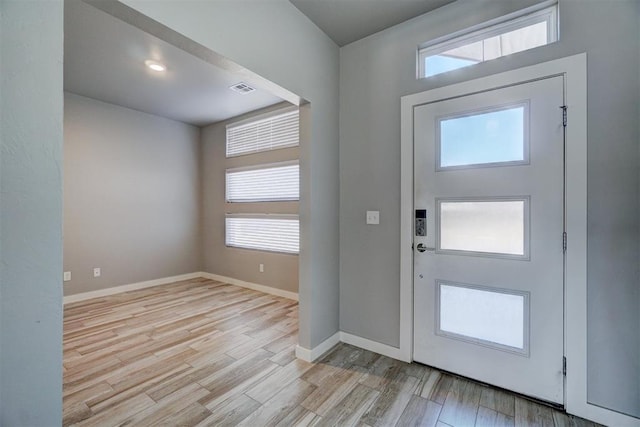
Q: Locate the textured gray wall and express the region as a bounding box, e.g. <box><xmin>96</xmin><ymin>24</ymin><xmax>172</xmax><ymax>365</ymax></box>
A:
<box><xmin>0</xmin><ymin>0</ymin><xmax>64</xmax><ymax>423</ymax></box>
<box><xmin>63</xmin><ymin>93</ymin><xmax>201</xmax><ymax>296</ymax></box>
<box><xmin>120</xmin><ymin>0</ymin><xmax>340</xmax><ymax>349</ymax></box>
<box><xmin>339</xmin><ymin>0</ymin><xmax>639</xmax><ymax>417</ymax></box>
<box><xmin>201</xmin><ymin>104</ymin><xmax>299</xmax><ymax>294</ymax></box>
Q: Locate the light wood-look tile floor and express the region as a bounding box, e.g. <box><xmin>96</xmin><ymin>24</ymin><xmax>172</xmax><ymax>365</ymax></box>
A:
<box><xmin>64</xmin><ymin>278</ymin><xmax>601</xmax><ymax>427</ymax></box>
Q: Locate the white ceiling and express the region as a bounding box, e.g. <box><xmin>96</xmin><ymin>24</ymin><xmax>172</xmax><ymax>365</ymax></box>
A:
<box><xmin>289</xmin><ymin>0</ymin><xmax>456</xmax><ymax>46</ymax></box>
<box><xmin>64</xmin><ymin>0</ymin><xmax>455</xmax><ymax>126</ymax></box>
<box><xmin>64</xmin><ymin>0</ymin><xmax>284</xmax><ymax>127</ymax></box>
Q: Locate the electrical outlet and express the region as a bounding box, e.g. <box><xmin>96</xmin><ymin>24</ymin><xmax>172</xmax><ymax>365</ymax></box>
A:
<box><xmin>93</xmin><ymin>267</ymin><xmax>101</xmax><ymax>278</ymax></box>
<box><xmin>63</xmin><ymin>271</ymin><xmax>71</xmax><ymax>282</ymax></box>
<box><xmin>259</xmin><ymin>263</ymin><xmax>264</xmax><ymax>273</ymax></box>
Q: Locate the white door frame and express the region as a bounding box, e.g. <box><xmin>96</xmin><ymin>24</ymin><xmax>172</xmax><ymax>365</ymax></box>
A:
<box><xmin>400</xmin><ymin>53</ymin><xmax>634</xmax><ymax>425</ymax></box>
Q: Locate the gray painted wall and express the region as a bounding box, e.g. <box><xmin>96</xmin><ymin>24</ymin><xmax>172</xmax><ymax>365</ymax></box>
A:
<box><xmin>202</xmin><ymin>104</ymin><xmax>299</xmax><ymax>294</ymax></box>
<box><xmin>0</xmin><ymin>0</ymin><xmax>64</xmax><ymax>424</ymax></box>
<box><xmin>63</xmin><ymin>93</ymin><xmax>201</xmax><ymax>296</ymax></box>
<box><xmin>120</xmin><ymin>0</ymin><xmax>340</xmax><ymax>349</ymax></box>
<box><xmin>582</xmin><ymin>1</ymin><xmax>639</xmax><ymax>417</ymax></box>
<box><xmin>339</xmin><ymin>0</ymin><xmax>639</xmax><ymax>417</ymax></box>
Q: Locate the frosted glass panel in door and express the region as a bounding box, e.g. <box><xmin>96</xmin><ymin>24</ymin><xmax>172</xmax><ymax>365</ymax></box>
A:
<box><xmin>438</xmin><ymin>199</ymin><xmax>527</xmax><ymax>256</ymax></box>
<box><xmin>438</xmin><ymin>282</ymin><xmax>527</xmax><ymax>352</ymax></box>
<box><xmin>438</xmin><ymin>105</ymin><xmax>527</xmax><ymax>169</ymax></box>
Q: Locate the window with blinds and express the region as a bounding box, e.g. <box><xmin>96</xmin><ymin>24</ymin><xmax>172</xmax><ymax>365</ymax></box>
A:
<box><xmin>224</xmin><ymin>107</ymin><xmax>300</xmax><ymax>255</ymax></box>
<box><xmin>226</xmin><ymin>215</ymin><xmax>299</xmax><ymax>254</ymax></box>
<box><xmin>226</xmin><ymin>162</ymin><xmax>299</xmax><ymax>203</ymax></box>
<box><xmin>226</xmin><ymin>108</ymin><xmax>299</xmax><ymax>157</ymax></box>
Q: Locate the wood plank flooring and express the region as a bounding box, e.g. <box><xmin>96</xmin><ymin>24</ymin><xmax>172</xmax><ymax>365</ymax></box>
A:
<box><xmin>64</xmin><ymin>278</ymin><xmax>600</xmax><ymax>427</ymax></box>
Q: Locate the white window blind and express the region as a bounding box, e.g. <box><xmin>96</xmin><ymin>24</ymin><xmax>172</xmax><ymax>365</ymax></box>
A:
<box><xmin>226</xmin><ymin>108</ymin><xmax>299</xmax><ymax>157</ymax></box>
<box><xmin>226</xmin><ymin>215</ymin><xmax>299</xmax><ymax>254</ymax></box>
<box><xmin>226</xmin><ymin>162</ymin><xmax>299</xmax><ymax>202</ymax></box>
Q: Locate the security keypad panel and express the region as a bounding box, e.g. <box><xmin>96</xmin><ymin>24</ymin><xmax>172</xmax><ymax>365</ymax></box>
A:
<box><xmin>415</xmin><ymin>209</ymin><xmax>426</xmax><ymax>236</ymax></box>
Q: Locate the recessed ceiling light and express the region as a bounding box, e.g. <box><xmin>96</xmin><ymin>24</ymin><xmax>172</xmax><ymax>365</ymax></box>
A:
<box><xmin>145</xmin><ymin>60</ymin><xmax>166</xmax><ymax>72</ymax></box>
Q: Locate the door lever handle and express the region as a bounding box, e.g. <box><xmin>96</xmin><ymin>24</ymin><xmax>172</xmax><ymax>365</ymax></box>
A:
<box><xmin>416</xmin><ymin>243</ymin><xmax>435</xmax><ymax>253</ymax></box>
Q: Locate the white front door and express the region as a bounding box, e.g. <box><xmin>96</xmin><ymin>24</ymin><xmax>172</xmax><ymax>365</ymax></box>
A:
<box><xmin>413</xmin><ymin>76</ymin><xmax>565</xmax><ymax>404</ymax></box>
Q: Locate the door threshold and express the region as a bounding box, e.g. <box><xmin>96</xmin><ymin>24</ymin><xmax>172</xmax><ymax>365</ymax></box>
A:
<box><xmin>412</xmin><ymin>360</ymin><xmax>565</xmax><ymax>411</ymax></box>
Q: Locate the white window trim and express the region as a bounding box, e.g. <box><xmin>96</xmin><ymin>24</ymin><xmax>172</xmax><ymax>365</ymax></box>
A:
<box><xmin>225</xmin><ymin>159</ymin><xmax>299</xmax><ymax>175</ymax></box>
<box><xmin>225</xmin><ymin>160</ymin><xmax>300</xmax><ymax>203</ymax></box>
<box><xmin>226</xmin><ymin>213</ymin><xmax>299</xmax><ymax>220</ymax></box>
<box><xmin>417</xmin><ymin>1</ymin><xmax>558</xmax><ymax>79</ymax></box>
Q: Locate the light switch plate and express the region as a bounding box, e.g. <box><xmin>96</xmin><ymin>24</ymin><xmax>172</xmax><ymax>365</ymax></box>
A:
<box><xmin>93</xmin><ymin>267</ymin><xmax>101</xmax><ymax>278</ymax></box>
<box><xmin>366</xmin><ymin>210</ymin><xmax>380</xmax><ymax>225</ymax></box>
<box><xmin>63</xmin><ymin>271</ymin><xmax>71</xmax><ymax>282</ymax></box>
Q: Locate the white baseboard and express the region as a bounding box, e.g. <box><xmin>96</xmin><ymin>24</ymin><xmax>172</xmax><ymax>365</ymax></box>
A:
<box><xmin>295</xmin><ymin>332</ymin><xmax>341</xmax><ymax>362</ymax></box>
<box><xmin>340</xmin><ymin>331</ymin><xmax>410</xmax><ymax>362</ymax></box>
<box><xmin>200</xmin><ymin>272</ymin><xmax>298</xmax><ymax>301</ymax></box>
<box><xmin>294</xmin><ymin>331</ymin><xmax>409</xmax><ymax>363</ymax></box>
<box><xmin>63</xmin><ymin>272</ymin><xmax>203</xmax><ymax>304</ymax></box>
<box><xmin>64</xmin><ymin>271</ymin><xmax>299</xmax><ymax>304</ymax></box>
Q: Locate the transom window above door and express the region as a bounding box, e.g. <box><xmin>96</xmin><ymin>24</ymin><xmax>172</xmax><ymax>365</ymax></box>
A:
<box><xmin>418</xmin><ymin>2</ymin><xmax>558</xmax><ymax>78</ymax></box>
